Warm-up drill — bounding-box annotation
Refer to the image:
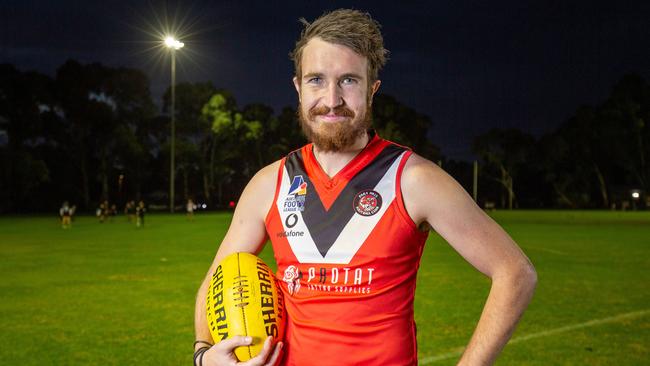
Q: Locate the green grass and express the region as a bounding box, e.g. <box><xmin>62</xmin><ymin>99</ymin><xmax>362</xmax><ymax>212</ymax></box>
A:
<box><xmin>0</xmin><ymin>210</ymin><xmax>648</xmax><ymax>365</ymax></box>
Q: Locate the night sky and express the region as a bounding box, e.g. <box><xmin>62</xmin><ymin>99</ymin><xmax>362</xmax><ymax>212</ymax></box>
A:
<box><xmin>2</xmin><ymin>0</ymin><xmax>649</xmax><ymax>160</ymax></box>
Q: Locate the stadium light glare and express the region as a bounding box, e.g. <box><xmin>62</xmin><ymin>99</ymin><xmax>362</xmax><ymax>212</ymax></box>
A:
<box><xmin>164</xmin><ymin>36</ymin><xmax>184</xmax><ymax>50</ymax></box>
<box><xmin>631</xmin><ymin>191</ymin><xmax>640</xmax><ymax>199</ymax></box>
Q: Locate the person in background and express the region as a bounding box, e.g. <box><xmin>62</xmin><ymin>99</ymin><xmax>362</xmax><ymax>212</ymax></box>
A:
<box><xmin>124</xmin><ymin>200</ymin><xmax>134</xmax><ymax>222</ymax></box>
<box><xmin>136</xmin><ymin>200</ymin><xmax>146</xmax><ymax>228</ymax></box>
<box><xmin>59</xmin><ymin>201</ymin><xmax>72</xmax><ymax>229</ymax></box>
<box><xmin>70</xmin><ymin>204</ymin><xmax>76</xmax><ymax>222</ymax></box>
<box><xmin>97</xmin><ymin>201</ymin><xmax>107</xmax><ymax>223</ymax></box>
<box><xmin>109</xmin><ymin>204</ymin><xmax>118</xmax><ymax>222</ymax></box>
<box><xmin>187</xmin><ymin>198</ymin><xmax>197</xmax><ymax>221</ymax></box>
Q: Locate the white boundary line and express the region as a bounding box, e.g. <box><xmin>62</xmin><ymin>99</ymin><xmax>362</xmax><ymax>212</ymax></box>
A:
<box><xmin>419</xmin><ymin>309</ymin><xmax>650</xmax><ymax>364</ymax></box>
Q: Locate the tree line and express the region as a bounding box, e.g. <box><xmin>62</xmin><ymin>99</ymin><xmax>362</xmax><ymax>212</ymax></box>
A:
<box><xmin>0</xmin><ymin>60</ymin><xmax>647</xmax><ymax>213</ymax></box>
<box><xmin>471</xmin><ymin>74</ymin><xmax>649</xmax><ymax>209</ymax></box>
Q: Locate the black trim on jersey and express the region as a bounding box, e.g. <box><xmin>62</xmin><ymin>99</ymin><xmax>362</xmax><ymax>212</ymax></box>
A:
<box><xmin>284</xmin><ymin>143</ymin><xmax>405</xmax><ymax>257</ymax></box>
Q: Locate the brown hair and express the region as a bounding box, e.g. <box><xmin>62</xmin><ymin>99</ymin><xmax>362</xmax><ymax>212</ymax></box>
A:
<box><xmin>290</xmin><ymin>9</ymin><xmax>389</xmax><ymax>82</ymax></box>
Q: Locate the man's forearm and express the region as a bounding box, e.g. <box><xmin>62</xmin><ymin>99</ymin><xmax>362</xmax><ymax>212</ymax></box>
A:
<box><xmin>195</xmin><ymin>275</ymin><xmax>214</xmax><ymax>351</ymax></box>
<box><xmin>458</xmin><ymin>264</ymin><xmax>537</xmax><ymax>365</ymax></box>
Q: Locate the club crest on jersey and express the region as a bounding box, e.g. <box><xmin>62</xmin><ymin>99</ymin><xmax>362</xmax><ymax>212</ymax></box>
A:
<box><xmin>353</xmin><ymin>190</ymin><xmax>382</xmax><ymax>216</ymax></box>
<box><xmin>283</xmin><ymin>175</ymin><xmax>307</xmax><ymax>212</ymax></box>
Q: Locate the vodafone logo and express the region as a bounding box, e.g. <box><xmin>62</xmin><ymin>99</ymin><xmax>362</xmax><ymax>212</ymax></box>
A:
<box><xmin>353</xmin><ymin>190</ymin><xmax>382</xmax><ymax>216</ymax></box>
<box><xmin>285</xmin><ymin>213</ymin><xmax>298</xmax><ymax>228</ymax></box>
<box><xmin>278</xmin><ymin>213</ymin><xmax>304</xmax><ymax>238</ymax></box>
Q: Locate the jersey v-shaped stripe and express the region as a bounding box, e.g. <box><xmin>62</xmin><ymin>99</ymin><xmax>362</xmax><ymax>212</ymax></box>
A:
<box><xmin>277</xmin><ymin>145</ymin><xmax>406</xmax><ymax>263</ymax></box>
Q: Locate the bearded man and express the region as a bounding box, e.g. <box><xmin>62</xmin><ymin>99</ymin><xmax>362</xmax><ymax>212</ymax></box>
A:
<box><xmin>194</xmin><ymin>9</ymin><xmax>536</xmax><ymax>366</ymax></box>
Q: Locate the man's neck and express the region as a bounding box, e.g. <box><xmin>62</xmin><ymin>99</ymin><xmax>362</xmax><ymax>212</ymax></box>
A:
<box><xmin>312</xmin><ymin>131</ymin><xmax>371</xmax><ymax>178</ymax></box>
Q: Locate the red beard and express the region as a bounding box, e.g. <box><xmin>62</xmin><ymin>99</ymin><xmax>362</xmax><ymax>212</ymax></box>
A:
<box><xmin>298</xmin><ymin>104</ymin><xmax>372</xmax><ymax>152</ymax></box>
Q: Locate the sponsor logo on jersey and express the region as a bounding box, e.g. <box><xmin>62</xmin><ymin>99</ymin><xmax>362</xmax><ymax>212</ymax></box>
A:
<box><xmin>283</xmin><ymin>176</ymin><xmax>307</xmax><ymax>212</ymax></box>
<box><xmin>276</xmin><ymin>230</ymin><xmax>304</xmax><ymax>238</ymax></box>
<box><xmin>353</xmin><ymin>190</ymin><xmax>382</xmax><ymax>216</ymax></box>
<box><xmin>282</xmin><ymin>265</ymin><xmax>302</xmax><ymax>295</ymax></box>
<box><xmin>285</xmin><ymin>213</ymin><xmax>299</xmax><ymax>228</ymax></box>
<box><xmin>282</xmin><ymin>264</ymin><xmax>375</xmax><ymax>296</ymax></box>
<box><xmin>277</xmin><ymin>213</ymin><xmax>305</xmax><ymax>238</ymax></box>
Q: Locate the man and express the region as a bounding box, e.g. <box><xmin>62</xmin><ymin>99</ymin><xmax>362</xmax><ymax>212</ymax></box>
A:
<box><xmin>124</xmin><ymin>200</ymin><xmax>135</xmax><ymax>223</ymax></box>
<box><xmin>195</xmin><ymin>9</ymin><xmax>536</xmax><ymax>366</ymax></box>
<box><xmin>136</xmin><ymin>200</ymin><xmax>146</xmax><ymax>228</ymax></box>
<box><xmin>187</xmin><ymin>198</ymin><xmax>197</xmax><ymax>221</ymax></box>
<box><xmin>59</xmin><ymin>201</ymin><xmax>72</xmax><ymax>229</ymax></box>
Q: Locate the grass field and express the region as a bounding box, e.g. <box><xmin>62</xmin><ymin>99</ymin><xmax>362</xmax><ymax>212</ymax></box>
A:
<box><xmin>0</xmin><ymin>210</ymin><xmax>648</xmax><ymax>365</ymax></box>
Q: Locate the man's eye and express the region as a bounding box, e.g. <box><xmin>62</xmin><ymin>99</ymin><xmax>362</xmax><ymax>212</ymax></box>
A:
<box><xmin>307</xmin><ymin>77</ymin><xmax>322</xmax><ymax>84</ymax></box>
<box><xmin>341</xmin><ymin>78</ymin><xmax>357</xmax><ymax>85</ymax></box>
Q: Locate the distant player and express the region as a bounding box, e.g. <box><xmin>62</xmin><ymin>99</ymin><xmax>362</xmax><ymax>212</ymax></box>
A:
<box><xmin>125</xmin><ymin>200</ymin><xmax>136</xmax><ymax>223</ymax></box>
<box><xmin>135</xmin><ymin>200</ymin><xmax>146</xmax><ymax>228</ymax></box>
<box><xmin>109</xmin><ymin>204</ymin><xmax>117</xmax><ymax>221</ymax></box>
<box><xmin>124</xmin><ymin>200</ymin><xmax>132</xmax><ymax>222</ymax></box>
<box><xmin>186</xmin><ymin>198</ymin><xmax>196</xmax><ymax>221</ymax></box>
<box><xmin>195</xmin><ymin>9</ymin><xmax>536</xmax><ymax>366</ymax></box>
<box><xmin>98</xmin><ymin>200</ymin><xmax>110</xmax><ymax>223</ymax></box>
<box><xmin>59</xmin><ymin>201</ymin><xmax>72</xmax><ymax>229</ymax></box>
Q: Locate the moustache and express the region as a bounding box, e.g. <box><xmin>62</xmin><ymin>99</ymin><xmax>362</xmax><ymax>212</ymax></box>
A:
<box><xmin>308</xmin><ymin>105</ymin><xmax>355</xmax><ymax>120</ymax></box>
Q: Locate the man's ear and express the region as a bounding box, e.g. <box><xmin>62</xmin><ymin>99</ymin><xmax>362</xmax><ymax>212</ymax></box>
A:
<box><xmin>293</xmin><ymin>76</ymin><xmax>301</xmax><ymax>103</ymax></box>
<box><xmin>369</xmin><ymin>79</ymin><xmax>381</xmax><ymax>105</ymax></box>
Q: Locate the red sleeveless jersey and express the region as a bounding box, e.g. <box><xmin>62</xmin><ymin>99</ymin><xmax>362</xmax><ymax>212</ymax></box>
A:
<box><xmin>265</xmin><ymin>135</ymin><xmax>429</xmax><ymax>365</ymax></box>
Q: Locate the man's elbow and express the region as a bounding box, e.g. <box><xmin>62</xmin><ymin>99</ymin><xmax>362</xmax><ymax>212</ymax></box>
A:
<box><xmin>514</xmin><ymin>260</ymin><xmax>537</xmax><ymax>297</ymax></box>
<box><xmin>495</xmin><ymin>259</ymin><xmax>537</xmax><ymax>295</ymax></box>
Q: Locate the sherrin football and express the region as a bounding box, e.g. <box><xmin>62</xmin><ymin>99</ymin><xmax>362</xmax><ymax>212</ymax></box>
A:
<box><xmin>206</xmin><ymin>252</ymin><xmax>286</xmax><ymax>361</ymax></box>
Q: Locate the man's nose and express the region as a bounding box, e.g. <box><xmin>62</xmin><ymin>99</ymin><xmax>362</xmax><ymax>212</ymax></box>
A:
<box><xmin>323</xmin><ymin>83</ymin><xmax>343</xmax><ymax>109</ymax></box>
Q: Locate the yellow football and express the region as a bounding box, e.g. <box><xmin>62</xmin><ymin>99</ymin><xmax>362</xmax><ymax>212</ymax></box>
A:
<box><xmin>206</xmin><ymin>252</ymin><xmax>286</xmax><ymax>361</ymax></box>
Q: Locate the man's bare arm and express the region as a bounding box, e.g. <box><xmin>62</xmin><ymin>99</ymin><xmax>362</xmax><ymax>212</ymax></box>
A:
<box><xmin>402</xmin><ymin>154</ymin><xmax>537</xmax><ymax>365</ymax></box>
<box><xmin>194</xmin><ymin>161</ymin><xmax>283</xmax><ymax>366</ymax></box>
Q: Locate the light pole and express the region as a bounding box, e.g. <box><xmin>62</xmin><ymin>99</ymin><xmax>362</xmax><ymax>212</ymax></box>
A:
<box><xmin>164</xmin><ymin>36</ymin><xmax>184</xmax><ymax>213</ymax></box>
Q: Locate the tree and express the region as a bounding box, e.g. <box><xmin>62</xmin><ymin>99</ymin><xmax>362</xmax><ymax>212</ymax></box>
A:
<box><xmin>262</xmin><ymin>106</ymin><xmax>306</xmax><ymax>163</ymax></box>
<box><xmin>55</xmin><ymin>60</ymin><xmax>155</xmax><ymax>208</ymax></box>
<box><xmin>201</xmin><ymin>93</ymin><xmax>263</xmax><ymax>205</ymax></box>
<box><xmin>242</xmin><ymin>103</ymin><xmax>276</xmax><ymax>168</ymax></box>
<box><xmin>537</xmin><ymin>131</ymin><xmax>593</xmax><ymax>208</ymax></box>
<box><xmin>372</xmin><ymin>94</ymin><xmax>441</xmax><ymax>161</ymax></box>
<box><xmin>542</xmin><ymin>75</ymin><xmax>650</xmax><ymax>208</ymax></box>
<box><xmin>163</xmin><ymin>82</ymin><xmax>223</xmax><ymax>204</ymax></box>
<box><xmin>602</xmin><ymin>74</ymin><xmax>650</xmax><ymax>193</ymax></box>
<box><xmin>0</xmin><ymin>64</ymin><xmax>53</xmax><ymax>212</ymax></box>
<box><xmin>473</xmin><ymin>128</ymin><xmax>535</xmax><ymax>209</ymax></box>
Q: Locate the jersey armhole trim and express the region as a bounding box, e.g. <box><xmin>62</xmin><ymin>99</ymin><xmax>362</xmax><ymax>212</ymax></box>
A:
<box><xmin>264</xmin><ymin>158</ymin><xmax>286</xmax><ymax>227</ymax></box>
<box><xmin>395</xmin><ymin>151</ymin><xmax>424</xmax><ymax>232</ymax></box>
